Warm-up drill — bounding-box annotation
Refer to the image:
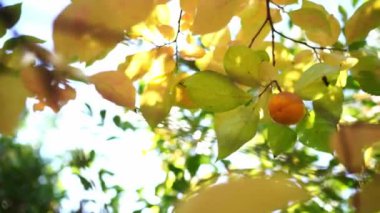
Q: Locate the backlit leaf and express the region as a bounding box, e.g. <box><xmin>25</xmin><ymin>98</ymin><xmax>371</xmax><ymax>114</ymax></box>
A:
<box><xmin>177</xmin><ymin>173</ymin><xmax>309</xmax><ymax>213</ymax></box>
<box><xmin>90</xmin><ymin>71</ymin><xmax>136</xmax><ymax>109</ymax></box>
<box><xmin>140</xmin><ymin>47</ymin><xmax>175</xmax><ymax>128</ymax></box>
<box><xmin>345</xmin><ymin>0</ymin><xmax>380</xmax><ymax>44</ymax></box>
<box><xmin>289</xmin><ymin>2</ymin><xmax>340</xmax><ymax>46</ymax></box>
<box><xmin>223</xmin><ymin>45</ymin><xmax>268</xmax><ymax>87</ymax></box>
<box><xmin>21</xmin><ymin>66</ymin><xmax>76</xmax><ymax>112</ymax></box>
<box><xmin>313</xmin><ymin>86</ymin><xmax>343</xmax><ymax>123</ymax></box>
<box><xmin>297</xmin><ymin>111</ymin><xmax>335</xmax><ymax>153</ymax></box>
<box><xmin>331</xmin><ymin>124</ymin><xmax>380</xmax><ymax>173</ymax></box>
<box><xmin>214</xmin><ymin>103</ymin><xmax>259</xmax><ymax>159</ymax></box>
<box><xmin>295</xmin><ymin>63</ymin><xmax>339</xmax><ymax>100</ymax></box>
<box><xmin>53</xmin><ymin>0</ymin><xmax>153</xmax><ymax>63</ymax></box>
<box><xmin>118</xmin><ymin>49</ymin><xmax>156</xmax><ymax>81</ymax></box>
<box><xmin>140</xmin><ymin>73</ymin><xmax>174</xmax><ymax>128</ymax></box>
<box><xmin>267</xmin><ymin>122</ymin><xmax>297</xmax><ymax>155</ymax></box>
<box><xmin>192</xmin><ymin>0</ymin><xmax>248</xmax><ymax>35</ymax></box>
<box><xmin>271</xmin><ymin>0</ymin><xmax>297</xmax><ymax>5</ymax></box>
<box><xmin>0</xmin><ymin>72</ymin><xmax>29</xmax><ymax>135</ymax></box>
<box><xmin>181</xmin><ymin>71</ymin><xmax>251</xmax><ymax>112</ymax></box>
<box><xmin>351</xmin><ymin>53</ymin><xmax>380</xmax><ymax>95</ymax></box>
<box><xmin>180</xmin><ymin>0</ymin><xmax>199</xmax><ymax>13</ymax></box>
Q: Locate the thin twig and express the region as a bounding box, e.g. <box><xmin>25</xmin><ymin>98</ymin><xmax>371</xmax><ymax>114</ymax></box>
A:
<box><xmin>272</xmin><ymin>28</ymin><xmax>348</xmax><ymax>52</ymax></box>
<box><xmin>266</xmin><ymin>0</ymin><xmax>276</xmax><ymax>66</ymax></box>
<box><xmin>270</xmin><ymin>0</ymin><xmax>285</xmax><ymax>12</ymax></box>
<box><xmin>174</xmin><ymin>9</ymin><xmax>183</xmax><ymax>69</ymax></box>
<box><xmin>248</xmin><ymin>19</ymin><xmax>268</xmax><ymax>48</ymax></box>
<box><xmin>259</xmin><ymin>80</ymin><xmax>282</xmax><ymax>97</ymax></box>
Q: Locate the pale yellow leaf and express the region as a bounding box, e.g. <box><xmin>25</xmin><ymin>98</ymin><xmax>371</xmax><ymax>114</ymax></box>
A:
<box><xmin>272</xmin><ymin>0</ymin><xmax>297</xmax><ymax>5</ymax></box>
<box><xmin>289</xmin><ymin>3</ymin><xmax>340</xmax><ymax>46</ymax></box>
<box><xmin>53</xmin><ymin>0</ymin><xmax>154</xmax><ymax>63</ymax></box>
<box><xmin>118</xmin><ymin>49</ymin><xmax>156</xmax><ymax>81</ymax></box>
<box><xmin>345</xmin><ymin>0</ymin><xmax>380</xmax><ymax>44</ymax></box>
<box><xmin>90</xmin><ymin>71</ymin><xmax>136</xmax><ymax>109</ymax></box>
<box><xmin>192</xmin><ymin>0</ymin><xmax>249</xmax><ymax>35</ymax></box>
<box><xmin>140</xmin><ymin>73</ymin><xmax>174</xmax><ymax>128</ymax></box>
<box><xmin>177</xmin><ymin>173</ymin><xmax>309</xmax><ymax>213</ymax></box>
<box><xmin>180</xmin><ymin>0</ymin><xmax>199</xmax><ymax>13</ymax></box>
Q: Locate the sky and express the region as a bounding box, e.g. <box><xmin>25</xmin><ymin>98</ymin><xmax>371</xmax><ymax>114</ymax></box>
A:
<box><xmin>0</xmin><ymin>0</ymin><xmax>368</xmax><ymax>212</ymax></box>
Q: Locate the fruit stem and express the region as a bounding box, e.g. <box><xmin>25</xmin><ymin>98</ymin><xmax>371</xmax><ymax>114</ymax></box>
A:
<box><xmin>259</xmin><ymin>80</ymin><xmax>282</xmax><ymax>97</ymax></box>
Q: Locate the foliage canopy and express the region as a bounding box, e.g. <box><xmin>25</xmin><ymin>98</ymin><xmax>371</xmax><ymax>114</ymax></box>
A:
<box><xmin>1</xmin><ymin>0</ymin><xmax>380</xmax><ymax>212</ymax></box>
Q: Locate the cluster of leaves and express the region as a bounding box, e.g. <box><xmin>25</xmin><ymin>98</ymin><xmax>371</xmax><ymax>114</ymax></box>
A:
<box><xmin>1</xmin><ymin>0</ymin><xmax>380</xmax><ymax>212</ymax></box>
<box><xmin>0</xmin><ymin>137</ymin><xmax>64</xmax><ymax>212</ymax></box>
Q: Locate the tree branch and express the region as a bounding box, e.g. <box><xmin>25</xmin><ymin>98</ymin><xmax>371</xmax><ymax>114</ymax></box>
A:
<box><xmin>174</xmin><ymin>9</ymin><xmax>183</xmax><ymax>69</ymax></box>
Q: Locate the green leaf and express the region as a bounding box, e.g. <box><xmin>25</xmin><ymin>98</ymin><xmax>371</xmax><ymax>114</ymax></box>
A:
<box><xmin>0</xmin><ymin>3</ymin><xmax>22</xmax><ymax>32</ymax></box>
<box><xmin>345</xmin><ymin>0</ymin><xmax>380</xmax><ymax>44</ymax></box>
<box><xmin>267</xmin><ymin>122</ymin><xmax>297</xmax><ymax>155</ymax></box>
<box><xmin>313</xmin><ymin>86</ymin><xmax>343</xmax><ymax>123</ymax></box>
<box><xmin>297</xmin><ymin>111</ymin><xmax>335</xmax><ymax>153</ymax></box>
<box><xmin>76</xmin><ymin>174</ymin><xmax>94</xmax><ymax>190</ymax></box>
<box><xmin>351</xmin><ymin>54</ymin><xmax>380</xmax><ymax>95</ymax></box>
<box><xmin>223</xmin><ymin>45</ymin><xmax>267</xmax><ymax>87</ymax></box>
<box><xmin>294</xmin><ymin>63</ymin><xmax>339</xmax><ymax>100</ymax></box>
<box><xmin>182</xmin><ymin>71</ymin><xmax>251</xmax><ymax>112</ymax></box>
<box><xmin>3</xmin><ymin>35</ymin><xmax>44</xmax><ymax>50</ymax></box>
<box><xmin>338</xmin><ymin>5</ymin><xmax>348</xmax><ymax>22</ymax></box>
<box><xmin>214</xmin><ymin>103</ymin><xmax>259</xmax><ymax>159</ymax></box>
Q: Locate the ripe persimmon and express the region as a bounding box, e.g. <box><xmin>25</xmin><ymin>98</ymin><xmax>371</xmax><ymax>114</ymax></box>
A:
<box><xmin>268</xmin><ymin>92</ymin><xmax>305</xmax><ymax>125</ymax></box>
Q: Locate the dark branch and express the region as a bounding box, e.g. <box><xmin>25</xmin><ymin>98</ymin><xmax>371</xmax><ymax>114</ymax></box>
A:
<box><xmin>174</xmin><ymin>9</ymin><xmax>183</xmax><ymax>69</ymax></box>
<box><xmin>248</xmin><ymin>19</ymin><xmax>268</xmax><ymax>48</ymax></box>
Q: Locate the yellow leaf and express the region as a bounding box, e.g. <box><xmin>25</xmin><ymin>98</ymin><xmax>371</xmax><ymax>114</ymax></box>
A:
<box><xmin>0</xmin><ymin>73</ymin><xmax>29</xmax><ymax>135</ymax></box>
<box><xmin>215</xmin><ymin>103</ymin><xmax>259</xmax><ymax>159</ymax></box>
<box><xmin>192</xmin><ymin>0</ymin><xmax>249</xmax><ymax>35</ymax></box>
<box><xmin>173</xmin><ymin>73</ymin><xmax>198</xmax><ymax>109</ymax></box>
<box><xmin>181</xmin><ymin>71</ymin><xmax>251</xmax><ymax>112</ymax></box>
<box><xmin>177</xmin><ymin>173</ymin><xmax>309</xmax><ymax>213</ymax></box>
<box><xmin>90</xmin><ymin>71</ymin><xmax>136</xmax><ymax>109</ymax></box>
<box><xmin>196</xmin><ymin>44</ymin><xmax>228</xmax><ymax>74</ymax></box>
<box><xmin>157</xmin><ymin>24</ymin><xmax>175</xmax><ymax>41</ymax></box>
<box><xmin>345</xmin><ymin>0</ymin><xmax>380</xmax><ymax>44</ymax></box>
<box><xmin>180</xmin><ymin>0</ymin><xmax>199</xmax><ymax>13</ymax></box>
<box><xmin>53</xmin><ymin>0</ymin><xmax>153</xmax><ymax>63</ymax></box>
<box><xmin>140</xmin><ymin>47</ymin><xmax>175</xmax><ymax>128</ymax></box>
<box><xmin>201</xmin><ymin>28</ymin><xmax>231</xmax><ymax>48</ymax></box>
<box><xmin>118</xmin><ymin>49</ymin><xmax>156</xmax><ymax>81</ymax></box>
<box><xmin>331</xmin><ymin>123</ymin><xmax>380</xmax><ymax>173</ymax></box>
<box><xmin>236</xmin><ymin>1</ymin><xmax>268</xmax><ymax>46</ymax></box>
<box><xmin>271</xmin><ymin>0</ymin><xmax>297</xmax><ymax>5</ymax></box>
<box><xmin>127</xmin><ymin>4</ymin><xmax>172</xmax><ymax>43</ymax></box>
<box><xmin>289</xmin><ymin>2</ymin><xmax>340</xmax><ymax>46</ymax></box>
<box><xmin>320</xmin><ymin>52</ymin><xmax>358</xmax><ymax>71</ymax></box>
<box><xmin>140</xmin><ymin>73</ymin><xmax>174</xmax><ymax>128</ymax></box>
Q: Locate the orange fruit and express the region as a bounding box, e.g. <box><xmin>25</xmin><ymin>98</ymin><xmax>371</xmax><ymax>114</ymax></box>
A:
<box><xmin>268</xmin><ymin>92</ymin><xmax>305</xmax><ymax>125</ymax></box>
